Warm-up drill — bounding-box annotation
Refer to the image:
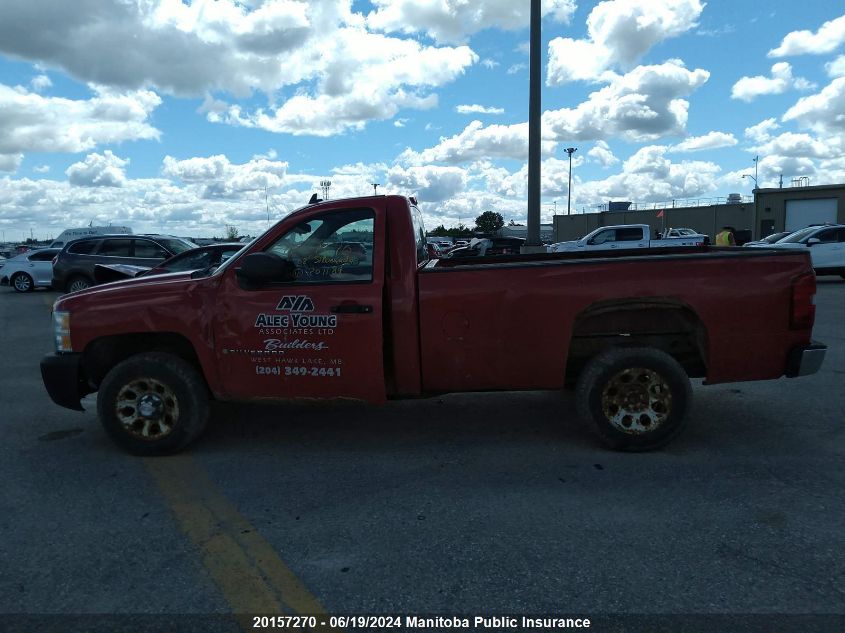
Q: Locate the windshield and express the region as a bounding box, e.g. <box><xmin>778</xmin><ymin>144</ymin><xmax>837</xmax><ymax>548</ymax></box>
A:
<box><xmin>779</xmin><ymin>227</ymin><xmax>818</xmax><ymax>243</ymax></box>
<box><xmin>159</xmin><ymin>238</ymin><xmax>198</xmax><ymax>254</ymax></box>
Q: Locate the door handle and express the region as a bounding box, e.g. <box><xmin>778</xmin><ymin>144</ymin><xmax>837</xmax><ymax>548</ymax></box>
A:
<box><xmin>331</xmin><ymin>304</ymin><xmax>373</xmax><ymax>314</ymax></box>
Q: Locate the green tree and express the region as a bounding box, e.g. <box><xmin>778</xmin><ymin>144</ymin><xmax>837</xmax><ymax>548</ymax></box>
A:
<box><xmin>225</xmin><ymin>225</ymin><xmax>239</xmax><ymax>240</ymax></box>
<box><xmin>428</xmin><ymin>224</ymin><xmax>449</xmax><ymax>237</ymax></box>
<box><xmin>474</xmin><ymin>211</ymin><xmax>504</xmax><ymax>235</ymax></box>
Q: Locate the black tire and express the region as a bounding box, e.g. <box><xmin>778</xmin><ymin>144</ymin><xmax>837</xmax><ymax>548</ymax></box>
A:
<box><xmin>66</xmin><ymin>275</ymin><xmax>93</xmax><ymax>293</ymax></box>
<box><xmin>11</xmin><ymin>272</ymin><xmax>34</xmax><ymax>293</ymax></box>
<box><xmin>97</xmin><ymin>352</ymin><xmax>209</xmax><ymax>455</ymax></box>
<box><xmin>575</xmin><ymin>347</ymin><xmax>692</xmax><ymax>452</ymax></box>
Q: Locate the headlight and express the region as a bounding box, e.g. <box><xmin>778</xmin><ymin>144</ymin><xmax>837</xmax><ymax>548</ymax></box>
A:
<box><xmin>53</xmin><ymin>311</ymin><xmax>72</xmax><ymax>352</ymax></box>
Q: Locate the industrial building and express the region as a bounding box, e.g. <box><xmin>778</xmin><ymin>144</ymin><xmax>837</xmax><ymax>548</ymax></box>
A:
<box><xmin>551</xmin><ymin>182</ymin><xmax>845</xmax><ymax>243</ymax></box>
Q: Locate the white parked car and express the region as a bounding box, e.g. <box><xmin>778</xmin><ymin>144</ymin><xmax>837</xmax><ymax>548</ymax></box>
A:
<box><xmin>746</xmin><ymin>224</ymin><xmax>845</xmax><ymax>278</ymax></box>
<box><xmin>549</xmin><ymin>224</ymin><xmax>707</xmax><ymax>253</ymax></box>
<box><xmin>0</xmin><ymin>248</ymin><xmax>61</xmax><ymax>292</ymax></box>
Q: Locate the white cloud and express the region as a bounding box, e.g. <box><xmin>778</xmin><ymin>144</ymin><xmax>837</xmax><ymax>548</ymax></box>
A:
<box><xmin>66</xmin><ymin>151</ymin><xmax>129</xmax><ymax>187</ymax></box>
<box><xmin>731</xmin><ymin>62</ymin><xmax>815</xmax><ymax>101</ymax></box>
<box><xmin>0</xmin><ymin>1</ymin><xmax>480</xmax><ymax>137</ymax></box>
<box><xmin>547</xmin><ymin>0</ymin><xmax>704</xmax><ymax>84</ymax></box>
<box><xmin>768</xmin><ymin>14</ymin><xmax>845</xmax><ymax>57</ymax></box>
<box><xmin>215</xmin><ymin>29</ymin><xmax>477</xmax><ymax>136</ymax></box>
<box><xmin>33</xmin><ymin>165</ymin><xmax>50</xmax><ymax>174</ymax></box>
<box><xmin>163</xmin><ymin>154</ymin><xmax>290</xmax><ymax>199</ymax></box>
<box><xmin>544</xmin><ymin>62</ymin><xmax>710</xmax><ymax>142</ymax></box>
<box><xmin>744</xmin><ymin>118</ymin><xmax>780</xmax><ymax>143</ymax></box>
<box><xmin>826</xmin><ymin>55</ymin><xmax>845</xmax><ymax>78</ymax></box>
<box><xmin>670</xmin><ymin>131</ymin><xmax>738</xmax><ymax>152</ymax></box>
<box><xmin>577</xmin><ymin>145</ymin><xmax>722</xmax><ymax>204</ymax></box>
<box><xmin>750</xmin><ymin>132</ymin><xmax>830</xmax><ymax>159</ymax></box>
<box><xmin>455</xmin><ymin>104</ymin><xmax>505</xmax><ymax>115</ymax></box>
<box><xmin>0</xmin><ymin>84</ymin><xmax>161</xmax><ymax>169</ymax></box>
<box><xmin>30</xmin><ymin>74</ymin><xmax>51</xmax><ymax>92</ymax></box>
<box><xmin>366</xmin><ymin>0</ymin><xmax>576</xmax><ymax>44</ymax></box>
<box><xmin>782</xmin><ymin>77</ymin><xmax>845</xmax><ymax>134</ymax></box>
<box><xmin>401</xmin><ymin>120</ymin><xmax>557</xmax><ymax>165</ymax></box>
<box><xmin>481</xmin><ymin>59</ymin><xmax>500</xmax><ymax>70</ymax></box>
<box><xmin>387</xmin><ymin>165</ymin><xmax>467</xmax><ymax>202</ymax></box>
<box><xmin>507</xmin><ymin>63</ymin><xmax>527</xmax><ymax>75</ymax></box>
<box><xmin>587</xmin><ymin>141</ymin><xmax>619</xmax><ymax>167</ymax></box>
<box><xmin>0</xmin><ymin>154</ymin><xmax>23</xmax><ymax>172</ymax></box>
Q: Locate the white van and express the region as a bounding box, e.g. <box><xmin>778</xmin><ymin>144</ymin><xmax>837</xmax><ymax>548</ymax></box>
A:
<box><xmin>50</xmin><ymin>226</ymin><xmax>132</xmax><ymax>248</ymax></box>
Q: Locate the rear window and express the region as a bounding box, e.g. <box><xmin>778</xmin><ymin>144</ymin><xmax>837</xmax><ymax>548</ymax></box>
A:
<box><xmin>28</xmin><ymin>250</ymin><xmax>58</xmax><ymax>262</ymax></box>
<box><xmin>98</xmin><ymin>239</ymin><xmax>132</xmax><ymax>257</ymax></box>
<box><xmin>617</xmin><ymin>227</ymin><xmax>644</xmax><ymax>241</ymax></box>
<box><xmin>67</xmin><ymin>240</ymin><xmax>99</xmax><ymax>255</ymax></box>
<box><xmin>410</xmin><ymin>205</ymin><xmax>428</xmax><ymax>265</ymax></box>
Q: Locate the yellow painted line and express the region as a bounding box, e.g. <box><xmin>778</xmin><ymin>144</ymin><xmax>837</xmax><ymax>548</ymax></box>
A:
<box><xmin>145</xmin><ymin>455</ymin><xmax>329</xmax><ymax>621</ymax></box>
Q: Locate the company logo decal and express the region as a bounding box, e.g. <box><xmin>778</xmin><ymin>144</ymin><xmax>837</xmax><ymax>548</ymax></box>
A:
<box><xmin>276</xmin><ymin>295</ymin><xmax>314</xmax><ymax>312</ymax></box>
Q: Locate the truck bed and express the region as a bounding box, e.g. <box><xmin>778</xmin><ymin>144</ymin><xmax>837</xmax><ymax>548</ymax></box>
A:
<box><xmin>418</xmin><ymin>246</ymin><xmax>813</xmax><ymax>392</ymax></box>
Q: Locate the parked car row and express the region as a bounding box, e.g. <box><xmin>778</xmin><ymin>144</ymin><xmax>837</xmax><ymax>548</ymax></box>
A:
<box><xmin>1</xmin><ymin>234</ymin><xmax>245</xmax><ymax>292</ymax></box>
<box><xmin>745</xmin><ymin>224</ymin><xmax>845</xmax><ymax>277</ymax></box>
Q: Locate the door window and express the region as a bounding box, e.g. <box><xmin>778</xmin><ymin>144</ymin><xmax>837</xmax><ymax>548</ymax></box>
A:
<box><xmin>97</xmin><ymin>239</ymin><xmax>132</xmax><ymax>257</ymax></box>
<box><xmin>814</xmin><ymin>229</ymin><xmax>839</xmax><ymax>243</ymax></box>
<box><xmin>265</xmin><ymin>209</ymin><xmax>375</xmax><ymax>284</ymax></box>
<box><xmin>591</xmin><ymin>230</ymin><xmax>614</xmax><ymax>244</ymax></box>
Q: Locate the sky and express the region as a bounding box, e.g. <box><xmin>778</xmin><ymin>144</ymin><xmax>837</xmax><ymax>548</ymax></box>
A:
<box><xmin>0</xmin><ymin>0</ymin><xmax>844</xmax><ymax>240</ymax></box>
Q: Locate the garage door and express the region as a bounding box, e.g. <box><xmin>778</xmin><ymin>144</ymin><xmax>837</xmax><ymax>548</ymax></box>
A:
<box><xmin>785</xmin><ymin>198</ymin><xmax>837</xmax><ymax>231</ymax></box>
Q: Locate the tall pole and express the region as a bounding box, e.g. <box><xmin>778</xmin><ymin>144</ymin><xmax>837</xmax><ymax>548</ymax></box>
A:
<box><xmin>753</xmin><ymin>155</ymin><xmax>759</xmax><ymax>189</ymax></box>
<box><xmin>525</xmin><ymin>0</ymin><xmax>541</xmax><ymax>248</ymax></box>
<box><xmin>372</xmin><ymin>183</ymin><xmax>380</xmax><ymax>195</ymax></box>
<box><xmin>565</xmin><ymin>147</ymin><xmax>577</xmax><ymax>215</ymax></box>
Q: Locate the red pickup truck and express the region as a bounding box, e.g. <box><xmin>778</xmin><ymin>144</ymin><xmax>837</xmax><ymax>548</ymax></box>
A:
<box><xmin>41</xmin><ymin>195</ymin><xmax>826</xmax><ymax>455</ymax></box>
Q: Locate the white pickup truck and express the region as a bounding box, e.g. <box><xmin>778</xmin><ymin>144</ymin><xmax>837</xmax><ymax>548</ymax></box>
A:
<box><xmin>549</xmin><ymin>224</ymin><xmax>707</xmax><ymax>253</ymax></box>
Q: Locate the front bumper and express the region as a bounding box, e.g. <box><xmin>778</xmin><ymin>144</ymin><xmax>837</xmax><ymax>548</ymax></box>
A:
<box><xmin>40</xmin><ymin>353</ymin><xmax>92</xmax><ymax>411</ymax></box>
<box><xmin>785</xmin><ymin>342</ymin><xmax>827</xmax><ymax>378</ymax></box>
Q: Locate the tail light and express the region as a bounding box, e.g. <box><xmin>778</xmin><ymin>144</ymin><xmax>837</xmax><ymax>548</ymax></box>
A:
<box><xmin>790</xmin><ymin>273</ymin><xmax>816</xmax><ymax>329</ymax></box>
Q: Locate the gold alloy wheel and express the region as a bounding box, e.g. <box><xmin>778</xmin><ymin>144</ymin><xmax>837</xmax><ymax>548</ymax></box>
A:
<box><xmin>601</xmin><ymin>367</ymin><xmax>672</xmax><ymax>434</ymax></box>
<box><xmin>115</xmin><ymin>378</ymin><xmax>180</xmax><ymax>440</ymax></box>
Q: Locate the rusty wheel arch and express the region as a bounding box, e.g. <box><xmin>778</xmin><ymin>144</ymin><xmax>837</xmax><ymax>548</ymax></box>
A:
<box><xmin>565</xmin><ymin>298</ymin><xmax>709</xmax><ymax>385</ymax></box>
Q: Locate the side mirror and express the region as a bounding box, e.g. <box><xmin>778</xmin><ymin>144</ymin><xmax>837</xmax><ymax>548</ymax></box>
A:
<box><xmin>236</xmin><ymin>252</ymin><xmax>296</xmax><ymax>288</ymax></box>
<box><xmin>806</xmin><ymin>238</ymin><xmax>821</xmax><ymax>246</ymax></box>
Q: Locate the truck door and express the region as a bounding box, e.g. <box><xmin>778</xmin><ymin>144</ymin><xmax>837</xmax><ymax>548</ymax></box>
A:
<box><xmin>614</xmin><ymin>226</ymin><xmax>647</xmax><ymax>249</ymax></box>
<box><xmin>213</xmin><ymin>206</ymin><xmax>386</xmax><ymax>403</ymax></box>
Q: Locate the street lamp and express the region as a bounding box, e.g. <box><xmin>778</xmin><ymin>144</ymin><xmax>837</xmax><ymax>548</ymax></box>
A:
<box><xmin>742</xmin><ymin>173</ymin><xmax>758</xmax><ymax>190</ymax></box>
<box><xmin>371</xmin><ymin>183</ymin><xmax>380</xmax><ymax>195</ymax></box>
<box><xmin>565</xmin><ymin>147</ymin><xmax>577</xmax><ymax>215</ymax></box>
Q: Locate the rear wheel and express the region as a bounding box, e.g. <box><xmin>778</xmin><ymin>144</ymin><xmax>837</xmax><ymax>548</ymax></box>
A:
<box><xmin>575</xmin><ymin>347</ymin><xmax>692</xmax><ymax>451</ymax></box>
<box><xmin>97</xmin><ymin>352</ymin><xmax>209</xmax><ymax>455</ymax></box>
<box><xmin>11</xmin><ymin>272</ymin><xmax>34</xmax><ymax>293</ymax></box>
<box><xmin>67</xmin><ymin>275</ymin><xmax>93</xmax><ymax>293</ymax></box>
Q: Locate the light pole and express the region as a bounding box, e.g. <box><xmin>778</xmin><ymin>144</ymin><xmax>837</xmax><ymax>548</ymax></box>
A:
<box><xmin>372</xmin><ymin>183</ymin><xmax>380</xmax><ymax>195</ymax></box>
<box><xmin>753</xmin><ymin>155</ymin><xmax>759</xmax><ymax>187</ymax></box>
<box><xmin>565</xmin><ymin>147</ymin><xmax>577</xmax><ymax>215</ymax></box>
<box><xmin>320</xmin><ymin>179</ymin><xmax>332</xmax><ymax>200</ymax></box>
<box><xmin>742</xmin><ymin>174</ymin><xmax>757</xmax><ymax>190</ymax></box>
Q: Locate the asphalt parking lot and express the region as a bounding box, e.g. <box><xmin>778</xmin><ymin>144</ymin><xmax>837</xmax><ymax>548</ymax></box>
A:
<box><xmin>1</xmin><ymin>282</ymin><xmax>844</xmax><ymax>632</ymax></box>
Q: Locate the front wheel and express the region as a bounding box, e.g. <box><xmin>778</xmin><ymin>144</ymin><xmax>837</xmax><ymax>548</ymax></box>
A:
<box><xmin>575</xmin><ymin>347</ymin><xmax>692</xmax><ymax>451</ymax></box>
<box><xmin>97</xmin><ymin>352</ymin><xmax>210</xmax><ymax>455</ymax></box>
<box><xmin>11</xmin><ymin>272</ymin><xmax>34</xmax><ymax>292</ymax></box>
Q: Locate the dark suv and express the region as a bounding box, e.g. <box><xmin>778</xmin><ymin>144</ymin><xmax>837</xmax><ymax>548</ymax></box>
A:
<box><xmin>53</xmin><ymin>234</ymin><xmax>197</xmax><ymax>292</ymax></box>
